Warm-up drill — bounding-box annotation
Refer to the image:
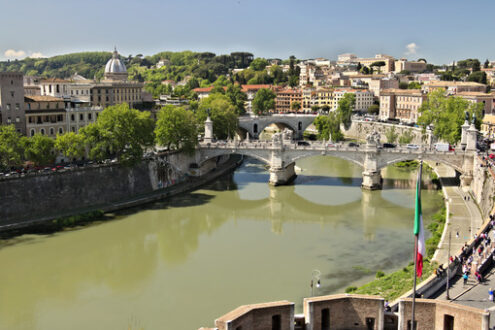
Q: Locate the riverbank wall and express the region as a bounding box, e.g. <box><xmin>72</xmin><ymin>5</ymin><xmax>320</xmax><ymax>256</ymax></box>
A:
<box><xmin>0</xmin><ymin>152</ymin><xmax>240</xmax><ymax>232</ymax></box>
<box><xmin>343</xmin><ymin>120</ymin><xmax>432</xmax><ymax>145</ymax></box>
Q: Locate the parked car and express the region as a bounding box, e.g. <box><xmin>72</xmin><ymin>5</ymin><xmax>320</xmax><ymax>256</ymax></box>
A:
<box><xmin>383</xmin><ymin>143</ymin><xmax>396</xmax><ymax>148</ymax></box>
<box><xmin>327</xmin><ymin>143</ymin><xmax>336</xmax><ymax>148</ymax></box>
<box><xmin>297</xmin><ymin>141</ymin><xmax>310</xmax><ymax>146</ymax></box>
<box><xmin>407</xmin><ymin>144</ymin><xmax>420</xmax><ymax>149</ymax></box>
<box><xmin>348</xmin><ymin>142</ymin><xmax>359</xmax><ymax>147</ymax></box>
<box><xmin>489</xmin><ymin>154</ymin><xmax>495</xmax><ymax>159</ymax></box>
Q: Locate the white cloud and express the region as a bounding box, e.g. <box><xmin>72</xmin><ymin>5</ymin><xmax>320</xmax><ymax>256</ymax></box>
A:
<box><xmin>405</xmin><ymin>43</ymin><xmax>418</xmax><ymax>55</ymax></box>
<box><xmin>4</xmin><ymin>49</ymin><xmax>26</xmax><ymax>59</ymax></box>
<box><xmin>29</xmin><ymin>52</ymin><xmax>45</xmax><ymax>59</ymax></box>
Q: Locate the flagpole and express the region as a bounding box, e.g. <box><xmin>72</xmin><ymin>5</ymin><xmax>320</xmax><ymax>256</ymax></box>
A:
<box><xmin>412</xmin><ymin>160</ymin><xmax>423</xmax><ymax>330</ymax></box>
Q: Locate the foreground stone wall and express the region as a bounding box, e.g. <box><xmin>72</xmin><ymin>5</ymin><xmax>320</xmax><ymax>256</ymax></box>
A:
<box><xmin>0</xmin><ymin>151</ymin><xmax>217</xmax><ymax>229</ymax></box>
<box><xmin>472</xmin><ymin>156</ymin><xmax>495</xmax><ymax>219</ymax></box>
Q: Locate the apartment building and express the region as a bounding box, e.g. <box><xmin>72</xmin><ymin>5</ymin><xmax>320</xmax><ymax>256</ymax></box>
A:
<box><xmin>394</xmin><ymin>59</ymin><xmax>427</xmax><ymax>73</ymax></box>
<box><xmin>357</xmin><ymin>54</ymin><xmax>395</xmax><ymax>73</ymax></box>
<box><xmin>422</xmin><ymin>81</ymin><xmax>486</xmax><ymax>94</ymax></box>
<box><xmin>333</xmin><ymin>89</ymin><xmax>374</xmax><ymax>112</ymax></box>
<box><xmin>457</xmin><ymin>92</ymin><xmax>493</xmax><ymax>115</ymax></box>
<box><xmin>275</xmin><ymin>88</ymin><xmax>302</xmax><ymax>113</ymax></box>
<box><xmin>0</xmin><ymin>72</ymin><xmax>26</xmax><ymax>134</ymax></box>
<box><xmin>379</xmin><ymin>89</ymin><xmax>428</xmax><ymax>123</ymax></box>
<box><xmin>25</xmin><ymin>95</ymin><xmax>66</xmax><ymax>137</ymax></box>
<box><xmin>301</xmin><ymin>88</ymin><xmax>333</xmax><ymax>111</ymax></box>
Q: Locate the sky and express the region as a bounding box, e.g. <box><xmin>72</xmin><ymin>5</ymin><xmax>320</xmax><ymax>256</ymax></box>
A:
<box><xmin>0</xmin><ymin>0</ymin><xmax>493</xmax><ymax>64</ymax></box>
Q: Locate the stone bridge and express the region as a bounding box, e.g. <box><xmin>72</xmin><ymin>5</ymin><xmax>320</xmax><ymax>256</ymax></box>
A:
<box><xmin>238</xmin><ymin>114</ymin><xmax>317</xmax><ymax>139</ymax></box>
<box><xmin>200</xmin><ymin>116</ymin><xmax>479</xmax><ymax>189</ymax></box>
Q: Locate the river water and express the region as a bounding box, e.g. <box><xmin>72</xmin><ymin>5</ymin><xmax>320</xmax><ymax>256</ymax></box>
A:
<box><xmin>0</xmin><ymin>156</ymin><xmax>443</xmax><ymax>330</ymax></box>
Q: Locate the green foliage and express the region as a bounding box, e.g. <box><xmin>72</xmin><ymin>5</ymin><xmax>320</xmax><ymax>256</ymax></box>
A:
<box><xmin>21</xmin><ymin>134</ymin><xmax>55</xmax><ymax>166</ymax></box>
<box><xmin>398</xmin><ymin>129</ymin><xmax>414</xmax><ymax>144</ymax></box>
<box><xmin>51</xmin><ymin>210</ymin><xmax>105</xmax><ymax>230</ymax></box>
<box><xmin>385</xmin><ymin>126</ymin><xmax>398</xmax><ymax>143</ymax></box>
<box><xmin>337</xmin><ymin>93</ymin><xmax>355</xmax><ymax>129</ymax></box>
<box><xmin>399</xmin><ymin>82</ymin><xmax>409</xmax><ymax>89</ymax></box>
<box><xmin>313</xmin><ymin>113</ymin><xmax>343</xmax><ymax>141</ymax></box>
<box><xmin>376</xmin><ymin>271</ymin><xmax>385</xmax><ymax>278</ymax></box>
<box><xmin>0</xmin><ymin>125</ymin><xmax>23</xmax><ymax>169</ymax></box>
<box><xmin>345</xmin><ymin>286</ymin><xmax>357</xmax><ymax>293</ymax></box>
<box><xmin>367</xmin><ymin>104</ymin><xmax>379</xmax><ymax>115</ymax></box>
<box><xmin>393</xmin><ymin>160</ymin><xmax>419</xmax><ymax>169</ymax></box>
<box><xmin>55</xmin><ymin>132</ymin><xmax>85</xmax><ymax>160</ymax></box>
<box><xmin>225</xmin><ymin>85</ymin><xmax>247</xmax><ymax>115</ymax></box>
<box><xmin>0</xmin><ymin>52</ymin><xmax>112</xmax><ymax>78</ymax></box>
<box><xmin>467</xmin><ymin>71</ymin><xmax>487</xmax><ymax>84</ymax></box>
<box><xmin>288</xmin><ymin>56</ymin><xmax>300</xmax><ymax>87</ymax></box>
<box><xmin>408</xmin><ymin>82</ymin><xmax>422</xmax><ymax>89</ymax></box>
<box><xmin>197</xmin><ymin>94</ymin><xmax>238</xmax><ymax>139</ymax></box>
<box><xmin>80</xmin><ymin>104</ymin><xmax>154</xmax><ymax>165</ymax></box>
<box><xmin>417</xmin><ymin>89</ymin><xmax>483</xmax><ymax>145</ymax></box>
<box><xmin>252</xmin><ymin>88</ymin><xmax>276</xmax><ymax>115</ymax></box>
<box><xmin>155</xmin><ymin>106</ymin><xmax>198</xmax><ymax>153</ymax></box>
<box><xmin>249</xmin><ymin>58</ymin><xmax>269</xmax><ymax>71</ymax></box>
<box><xmin>291</xmin><ymin>101</ymin><xmax>301</xmax><ymax>111</ymax></box>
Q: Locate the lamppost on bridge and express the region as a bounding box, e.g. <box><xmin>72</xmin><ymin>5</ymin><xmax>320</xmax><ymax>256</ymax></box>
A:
<box><xmin>310</xmin><ymin>269</ymin><xmax>321</xmax><ymax>297</ymax></box>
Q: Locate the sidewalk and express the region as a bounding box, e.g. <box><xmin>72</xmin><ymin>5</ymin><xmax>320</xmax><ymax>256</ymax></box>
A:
<box><xmin>432</xmin><ymin>163</ymin><xmax>483</xmax><ymax>264</ymax></box>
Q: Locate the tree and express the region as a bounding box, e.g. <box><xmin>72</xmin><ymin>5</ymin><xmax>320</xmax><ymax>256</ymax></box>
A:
<box><xmin>288</xmin><ymin>56</ymin><xmax>300</xmax><ymax>87</ymax></box>
<box><xmin>80</xmin><ymin>104</ymin><xmax>154</xmax><ymax>165</ymax></box>
<box><xmin>155</xmin><ymin>106</ymin><xmax>198</xmax><ymax>153</ymax></box>
<box><xmin>399</xmin><ymin>82</ymin><xmax>409</xmax><ymax>89</ymax></box>
<box><xmin>249</xmin><ymin>58</ymin><xmax>269</xmax><ymax>71</ymax></box>
<box><xmin>385</xmin><ymin>126</ymin><xmax>398</xmax><ymax>144</ymax></box>
<box><xmin>321</xmin><ymin>105</ymin><xmax>330</xmax><ymax>113</ymax></box>
<box><xmin>337</xmin><ymin>93</ymin><xmax>355</xmax><ymax>129</ymax></box>
<box><xmin>370</xmin><ymin>61</ymin><xmax>386</xmax><ymax>73</ymax></box>
<box><xmin>408</xmin><ymin>82</ymin><xmax>422</xmax><ymax>89</ymax></box>
<box><xmin>417</xmin><ymin>89</ymin><xmax>483</xmax><ymax>145</ymax></box>
<box><xmin>22</xmin><ymin>134</ymin><xmax>55</xmax><ymax>165</ymax></box>
<box><xmin>311</xmin><ymin>105</ymin><xmax>320</xmax><ymax>113</ymax></box>
<box><xmin>472</xmin><ymin>59</ymin><xmax>481</xmax><ymax>72</ymax></box>
<box><xmin>417</xmin><ymin>58</ymin><xmax>427</xmax><ymax>63</ymax></box>
<box><xmin>313</xmin><ymin>113</ymin><xmax>343</xmax><ymax>141</ymax></box>
<box><xmin>367</xmin><ymin>104</ymin><xmax>379</xmax><ymax>115</ymax></box>
<box><xmin>0</xmin><ymin>125</ymin><xmax>23</xmax><ymax>169</ymax></box>
<box><xmin>225</xmin><ymin>84</ymin><xmax>247</xmax><ymax>115</ymax></box>
<box><xmin>361</xmin><ymin>66</ymin><xmax>370</xmax><ymax>74</ymax></box>
<box><xmin>197</xmin><ymin>93</ymin><xmax>238</xmax><ymax>139</ymax></box>
<box><xmin>398</xmin><ymin>129</ymin><xmax>414</xmax><ymax>144</ymax></box>
<box><xmin>291</xmin><ymin>101</ymin><xmax>301</xmax><ymax>112</ymax></box>
<box><xmin>467</xmin><ymin>71</ymin><xmax>487</xmax><ymax>84</ymax></box>
<box><xmin>55</xmin><ymin>132</ymin><xmax>85</xmax><ymax>161</ymax></box>
<box><xmin>484</xmin><ymin>59</ymin><xmax>490</xmax><ymax>69</ymax></box>
<box><xmin>252</xmin><ymin>88</ymin><xmax>276</xmax><ymax>115</ymax></box>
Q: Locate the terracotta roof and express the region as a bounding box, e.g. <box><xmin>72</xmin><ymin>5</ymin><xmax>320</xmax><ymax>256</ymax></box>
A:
<box><xmin>424</xmin><ymin>81</ymin><xmax>486</xmax><ymax>87</ymax></box>
<box><xmin>241</xmin><ymin>84</ymin><xmax>272</xmax><ymax>91</ymax></box>
<box><xmin>380</xmin><ymin>89</ymin><xmax>425</xmax><ymax>96</ymax></box>
<box><xmin>193</xmin><ymin>87</ymin><xmax>213</xmax><ymax>93</ymax></box>
<box><xmin>456</xmin><ymin>92</ymin><xmax>492</xmax><ymax>97</ymax></box>
<box><xmin>25</xmin><ymin>95</ymin><xmax>64</xmax><ymax>102</ymax></box>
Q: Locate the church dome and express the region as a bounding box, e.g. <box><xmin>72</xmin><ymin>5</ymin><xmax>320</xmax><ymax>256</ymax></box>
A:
<box><xmin>105</xmin><ymin>48</ymin><xmax>127</xmax><ymax>74</ymax></box>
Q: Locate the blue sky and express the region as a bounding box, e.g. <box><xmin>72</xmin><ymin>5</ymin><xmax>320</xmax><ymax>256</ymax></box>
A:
<box><xmin>0</xmin><ymin>0</ymin><xmax>493</xmax><ymax>64</ymax></box>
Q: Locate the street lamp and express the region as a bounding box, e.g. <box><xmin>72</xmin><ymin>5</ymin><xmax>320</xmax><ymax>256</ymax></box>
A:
<box><xmin>310</xmin><ymin>269</ymin><xmax>321</xmax><ymax>297</ymax></box>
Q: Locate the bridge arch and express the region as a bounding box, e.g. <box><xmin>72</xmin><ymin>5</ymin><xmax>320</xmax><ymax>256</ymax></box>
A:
<box><xmin>377</xmin><ymin>154</ymin><xmax>465</xmax><ymax>174</ymax></box>
<box><xmin>286</xmin><ymin>152</ymin><xmax>365</xmax><ymax>169</ymax></box>
<box><xmin>198</xmin><ymin>149</ymin><xmax>271</xmax><ymax>167</ymax></box>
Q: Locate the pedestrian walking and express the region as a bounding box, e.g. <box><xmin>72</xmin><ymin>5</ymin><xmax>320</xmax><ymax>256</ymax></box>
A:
<box><xmin>463</xmin><ymin>273</ymin><xmax>469</xmax><ymax>286</ymax></box>
<box><xmin>490</xmin><ymin>288</ymin><xmax>494</xmax><ymax>302</ymax></box>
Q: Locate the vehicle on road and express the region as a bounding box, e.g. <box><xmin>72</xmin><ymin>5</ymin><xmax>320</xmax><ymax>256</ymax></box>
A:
<box><xmin>297</xmin><ymin>141</ymin><xmax>310</xmax><ymax>146</ymax></box>
<box><xmin>435</xmin><ymin>143</ymin><xmax>450</xmax><ymax>152</ymax></box>
<box><xmin>383</xmin><ymin>143</ymin><xmax>396</xmax><ymax>149</ymax></box>
<box><xmin>407</xmin><ymin>144</ymin><xmax>420</xmax><ymax>149</ymax></box>
<box><xmin>489</xmin><ymin>154</ymin><xmax>495</xmax><ymax>159</ymax></box>
<box><xmin>348</xmin><ymin>142</ymin><xmax>359</xmax><ymax>147</ymax></box>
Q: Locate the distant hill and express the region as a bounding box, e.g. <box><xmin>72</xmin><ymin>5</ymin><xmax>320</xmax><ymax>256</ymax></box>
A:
<box><xmin>0</xmin><ymin>52</ymin><xmax>113</xmax><ymax>79</ymax></box>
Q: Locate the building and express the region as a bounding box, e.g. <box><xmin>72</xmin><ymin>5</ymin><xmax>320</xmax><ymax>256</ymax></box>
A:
<box><xmin>422</xmin><ymin>81</ymin><xmax>487</xmax><ymax>94</ymax></box>
<box><xmin>481</xmin><ymin>68</ymin><xmax>495</xmax><ymax>86</ymax></box>
<box><xmin>25</xmin><ymin>95</ymin><xmax>66</xmax><ymax>137</ymax></box>
<box><xmin>241</xmin><ymin>84</ymin><xmax>273</xmax><ymax>113</ymax></box>
<box><xmin>65</xmin><ymin>104</ymin><xmax>102</xmax><ymax>133</ymax></box>
<box><xmin>201</xmin><ymin>294</ymin><xmax>489</xmax><ymax>330</ymax></box>
<box><xmin>481</xmin><ymin>114</ymin><xmax>495</xmax><ymax>138</ymax></box>
<box><xmin>90</xmin><ymin>48</ymin><xmax>143</xmax><ymax>108</ymax></box>
<box><xmin>275</xmin><ymin>88</ymin><xmax>302</xmax><ymax>113</ymax></box>
<box><xmin>394</xmin><ymin>59</ymin><xmax>427</xmax><ymax>73</ymax></box>
<box><xmin>368</xmin><ymin>77</ymin><xmax>400</xmax><ymax>97</ymax></box>
<box><xmin>379</xmin><ymin>89</ymin><xmax>428</xmax><ymax>123</ymax></box>
<box><xmin>40</xmin><ymin>78</ymin><xmax>72</xmax><ymax>99</ymax></box>
<box><xmin>457</xmin><ymin>92</ymin><xmax>493</xmax><ymax>115</ymax></box>
<box><xmin>356</xmin><ymin>54</ymin><xmax>396</xmax><ymax>73</ymax></box>
<box><xmin>0</xmin><ymin>72</ymin><xmax>26</xmax><ymax>134</ymax></box>
<box><xmin>24</xmin><ymin>85</ymin><xmax>41</xmax><ymax>96</ymax></box>
<box><xmin>337</xmin><ymin>53</ymin><xmax>357</xmax><ymax>64</ymax></box>
<box><xmin>193</xmin><ymin>87</ymin><xmax>215</xmax><ymax>100</ymax></box>
<box><xmin>299</xmin><ymin>63</ymin><xmax>326</xmax><ymax>87</ymax></box>
<box><xmin>333</xmin><ymin>88</ymin><xmax>374</xmax><ymax>112</ymax></box>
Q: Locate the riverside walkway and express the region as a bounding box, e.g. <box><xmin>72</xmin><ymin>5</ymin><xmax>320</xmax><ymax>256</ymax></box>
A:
<box><xmin>432</xmin><ymin>163</ymin><xmax>483</xmax><ymax>264</ymax></box>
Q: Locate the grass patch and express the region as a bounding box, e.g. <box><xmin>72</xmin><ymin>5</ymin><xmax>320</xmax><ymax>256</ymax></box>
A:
<box><xmin>352</xmin><ymin>204</ymin><xmax>446</xmax><ymax>301</ymax></box>
<box><xmin>394</xmin><ymin>160</ymin><xmax>419</xmax><ymax>169</ymax></box>
<box><xmin>51</xmin><ymin>210</ymin><xmax>105</xmax><ymax>230</ymax></box>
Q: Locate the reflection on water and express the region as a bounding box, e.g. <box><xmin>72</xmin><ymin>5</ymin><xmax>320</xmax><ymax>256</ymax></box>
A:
<box><xmin>0</xmin><ymin>156</ymin><xmax>443</xmax><ymax>330</ymax></box>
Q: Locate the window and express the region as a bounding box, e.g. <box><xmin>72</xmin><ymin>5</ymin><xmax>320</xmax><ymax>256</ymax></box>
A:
<box><xmin>56</xmin><ymin>85</ymin><xmax>60</xmax><ymax>93</ymax></box>
<box><xmin>407</xmin><ymin>320</ymin><xmax>417</xmax><ymax>330</ymax></box>
<box><xmin>80</xmin><ymin>114</ymin><xmax>84</xmax><ymax>121</ymax></box>
<box><xmin>6</xmin><ymin>104</ymin><xmax>11</xmax><ymax>111</ymax></box>
<box><xmin>365</xmin><ymin>317</ymin><xmax>375</xmax><ymax>330</ymax></box>
<box><xmin>40</xmin><ymin>128</ymin><xmax>45</xmax><ymax>135</ymax></box>
<box><xmin>10</xmin><ymin>91</ymin><xmax>14</xmax><ymax>97</ymax></box>
<box><xmin>88</xmin><ymin>113</ymin><xmax>92</xmax><ymax>120</ymax></box>
<box><xmin>59</xmin><ymin>128</ymin><xmax>63</xmax><ymax>134</ymax></box>
<box><xmin>15</xmin><ymin>103</ymin><xmax>19</xmax><ymax>111</ymax></box>
<box><xmin>30</xmin><ymin>129</ymin><xmax>35</xmax><ymax>136</ymax></box>
<box><xmin>321</xmin><ymin>308</ymin><xmax>330</xmax><ymax>330</ymax></box>
<box><xmin>50</xmin><ymin>128</ymin><xmax>54</xmax><ymax>135</ymax></box>
<box><xmin>271</xmin><ymin>315</ymin><xmax>281</xmax><ymax>330</ymax></box>
<box><xmin>15</xmin><ymin>116</ymin><xmax>19</xmax><ymax>123</ymax></box>
<box><xmin>71</xmin><ymin>114</ymin><xmax>75</xmax><ymax>121</ymax></box>
<box><xmin>71</xmin><ymin>127</ymin><xmax>76</xmax><ymax>132</ymax></box>
<box><xmin>7</xmin><ymin>117</ymin><xmax>11</xmax><ymax>123</ymax></box>
<box><xmin>443</xmin><ymin>315</ymin><xmax>454</xmax><ymax>330</ymax></box>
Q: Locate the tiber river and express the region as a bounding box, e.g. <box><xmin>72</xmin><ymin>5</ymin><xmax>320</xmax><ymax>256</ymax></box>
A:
<box><xmin>0</xmin><ymin>156</ymin><xmax>443</xmax><ymax>330</ymax></box>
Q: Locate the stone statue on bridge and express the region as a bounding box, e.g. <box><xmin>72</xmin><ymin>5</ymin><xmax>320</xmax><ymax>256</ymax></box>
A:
<box><xmin>365</xmin><ymin>130</ymin><xmax>381</xmax><ymax>146</ymax></box>
<box><xmin>282</xmin><ymin>128</ymin><xmax>293</xmax><ymax>141</ymax></box>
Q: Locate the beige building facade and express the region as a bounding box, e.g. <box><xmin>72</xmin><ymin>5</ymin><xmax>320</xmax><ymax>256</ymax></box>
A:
<box><xmin>394</xmin><ymin>59</ymin><xmax>427</xmax><ymax>73</ymax></box>
<box><xmin>379</xmin><ymin>89</ymin><xmax>428</xmax><ymax>123</ymax></box>
<box><xmin>25</xmin><ymin>95</ymin><xmax>66</xmax><ymax>137</ymax></box>
<box><xmin>0</xmin><ymin>72</ymin><xmax>26</xmax><ymax>134</ymax></box>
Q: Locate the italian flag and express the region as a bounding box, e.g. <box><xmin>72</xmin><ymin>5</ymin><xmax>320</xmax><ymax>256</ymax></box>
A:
<box><xmin>414</xmin><ymin>163</ymin><xmax>425</xmax><ymax>278</ymax></box>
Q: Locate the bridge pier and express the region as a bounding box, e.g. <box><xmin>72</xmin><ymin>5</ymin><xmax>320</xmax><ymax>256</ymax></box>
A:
<box><xmin>362</xmin><ymin>171</ymin><xmax>382</xmax><ymax>190</ymax></box>
<box><xmin>269</xmin><ymin>163</ymin><xmax>297</xmax><ymax>186</ymax></box>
